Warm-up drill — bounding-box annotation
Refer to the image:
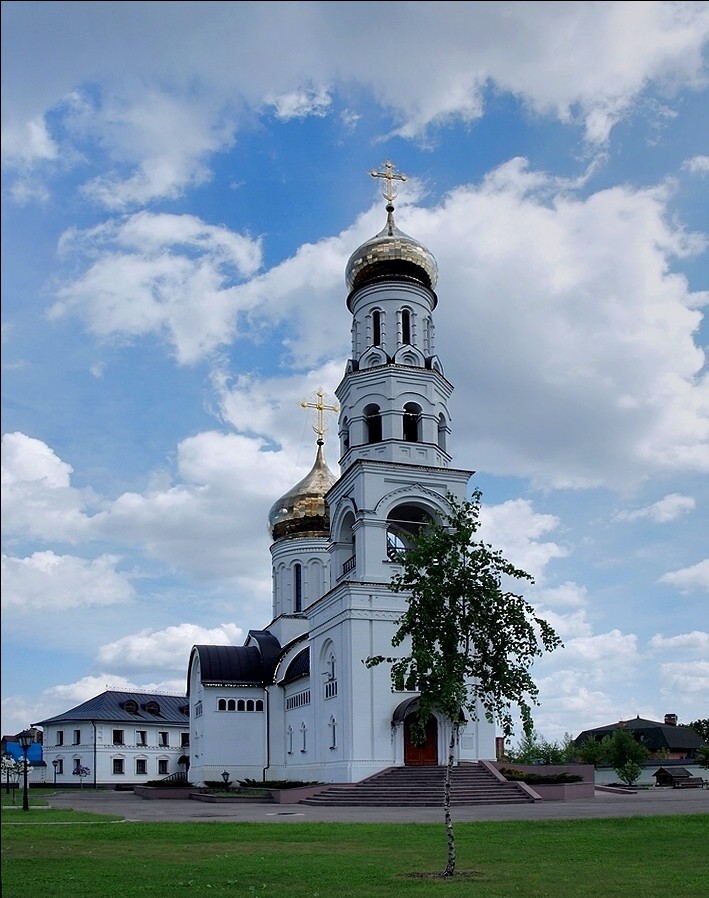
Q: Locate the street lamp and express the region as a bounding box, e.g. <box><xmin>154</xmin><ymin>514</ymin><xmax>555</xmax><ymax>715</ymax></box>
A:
<box><xmin>221</xmin><ymin>770</ymin><xmax>230</xmax><ymax>791</ymax></box>
<box><xmin>17</xmin><ymin>730</ymin><xmax>33</xmax><ymax>812</ymax></box>
<box><xmin>52</xmin><ymin>759</ymin><xmax>59</xmax><ymax>785</ymax></box>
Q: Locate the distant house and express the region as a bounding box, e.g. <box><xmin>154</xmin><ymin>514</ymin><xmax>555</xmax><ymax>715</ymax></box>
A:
<box><xmin>32</xmin><ymin>690</ymin><xmax>190</xmax><ymax>788</ymax></box>
<box><xmin>1</xmin><ymin>729</ymin><xmax>44</xmax><ymax>767</ymax></box>
<box><xmin>574</xmin><ymin>714</ymin><xmax>706</xmax><ymax>761</ymax></box>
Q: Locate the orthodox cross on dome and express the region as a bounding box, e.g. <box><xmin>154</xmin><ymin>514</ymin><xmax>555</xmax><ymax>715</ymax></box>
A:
<box><xmin>300</xmin><ymin>388</ymin><xmax>339</xmax><ymax>444</ymax></box>
<box><xmin>370</xmin><ymin>160</ymin><xmax>407</xmax><ymax>204</ymax></box>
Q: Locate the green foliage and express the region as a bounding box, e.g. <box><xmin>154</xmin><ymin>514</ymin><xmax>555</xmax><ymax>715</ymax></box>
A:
<box><xmin>602</xmin><ymin>728</ymin><xmax>649</xmax><ymax>771</ymax></box>
<box><xmin>695</xmin><ymin>745</ymin><xmax>709</xmax><ymax>770</ymax></box>
<box><xmin>366</xmin><ymin>490</ymin><xmax>563</xmax><ymax>743</ymax></box>
<box><xmin>499</xmin><ymin>767</ymin><xmax>582</xmax><ymax>784</ymax></box>
<box><xmin>686</xmin><ymin>718</ymin><xmax>709</xmax><ymax>743</ymax></box>
<box><xmin>574</xmin><ymin>737</ymin><xmax>608</xmax><ymax>768</ymax></box>
<box><xmin>145</xmin><ymin>778</ymin><xmax>193</xmax><ymax>787</ymax></box>
<box><xmin>507</xmin><ymin>731</ymin><xmax>577</xmax><ymax>765</ymax></box>
<box><xmin>238</xmin><ymin>778</ymin><xmax>322</xmax><ymax>789</ymax></box>
<box><xmin>615</xmin><ymin>761</ymin><xmax>643</xmax><ymax>786</ymax></box>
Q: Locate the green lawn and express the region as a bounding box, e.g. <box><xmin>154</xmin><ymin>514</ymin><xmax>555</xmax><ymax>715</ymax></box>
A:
<box><xmin>2</xmin><ymin>805</ymin><xmax>708</xmax><ymax>898</ymax></box>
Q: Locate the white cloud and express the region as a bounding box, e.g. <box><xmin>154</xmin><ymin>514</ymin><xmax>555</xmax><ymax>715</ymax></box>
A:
<box><xmin>658</xmin><ymin>559</ymin><xmax>709</xmax><ymax>593</ymax></box>
<box><xmin>613</xmin><ymin>493</ymin><xmax>696</xmax><ymax>523</ymax></box>
<box><xmin>647</xmin><ymin>631</ymin><xmax>709</xmax><ymax>653</ymax></box>
<box><xmin>658</xmin><ymin>660</ymin><xmax>709</xmax><ymax>699</ymax></box>
<box><xmin>1</xmin><ymin>551</ymin><xmax>134</xmax><ymax>613</ymax></box>
<box><xmin>96</xmin><ymin>622</ymin><xmax>243</xmax><ymax>673</ymax></box>
<box><xmin>267</xmin><ymin>86</ymin><xmax>331</xmax><ymax>120</ymax></box>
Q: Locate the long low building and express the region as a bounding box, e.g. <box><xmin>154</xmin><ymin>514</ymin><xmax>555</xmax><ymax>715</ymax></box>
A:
<box><xmin>32</xmin><ymin>689</ymin><xmax>190</xmax><ymax>788</ymax></box>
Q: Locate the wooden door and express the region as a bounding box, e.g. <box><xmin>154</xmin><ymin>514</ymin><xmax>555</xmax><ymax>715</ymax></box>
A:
<box><xmin>404</xmin><ymin>714</ymin><xmax>438</xmax><ymax>765</ymax></box>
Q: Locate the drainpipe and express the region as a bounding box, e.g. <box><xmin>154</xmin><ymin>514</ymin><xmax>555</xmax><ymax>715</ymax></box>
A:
<box><xmin>261</xmin><ymin>686</ymin><xmax>270</xmax><ymax>783</ymax></box>
<box><xmin>91</xmin><ymin>721</ymin><xmax>97</xmax><ymax>788</ymax></box>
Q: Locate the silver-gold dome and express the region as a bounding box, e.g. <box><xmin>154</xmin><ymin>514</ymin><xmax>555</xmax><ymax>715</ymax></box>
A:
<box><xmin>268</xmin><ymin>442</ymin><xmax>337</xmax><ymax>541</ymax></box>
<box><xmin>345</xmin><ymin>204</ymin><xmax>439</xmax><ymax>295</ymax></box>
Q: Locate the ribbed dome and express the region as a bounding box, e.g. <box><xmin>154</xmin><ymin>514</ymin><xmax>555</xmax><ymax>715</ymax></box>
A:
<box><xmin>268</xmin><ymin>442</ymin><xmax>337</xmax><ymax>541</ymax></box>
<box><xmin>345</xmin><ymin>204</ymin><xmax>438</xmax><ymax>294</ymax></box>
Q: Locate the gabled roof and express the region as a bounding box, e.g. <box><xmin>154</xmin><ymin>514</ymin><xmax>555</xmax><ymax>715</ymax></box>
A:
<box><xmin>31</xmin><ymin>690</ymin><xmax>189</xmax><ymax>727</ymax></box>
<box><xmin>575</xmin><ymin>716</ymin><xmax>705</xmax><ymax>752</ymax></box>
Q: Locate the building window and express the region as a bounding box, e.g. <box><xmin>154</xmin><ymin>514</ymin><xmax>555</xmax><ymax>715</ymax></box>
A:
<box><xmin>112</xmin><ymin>758</ymin><xmax>125</xmax><ymax>775</ymax></box>
<box><xmin>286</xmin><ymin>690</ymin><xmax>311</xmax><ymax>710</ymax></box>
<box><xmin>57</xmin><ymin>730</ymin><xmax>64</xmax><ymax>746</ymax></box>
<box><xmin>237</xmin><ymin>699</ymin><xmax>246</xmax><ymax>711</ymax></box>
<box><xmin>195</xmin><ymin>700</ymin><xmax>203</xmax><ymax>718</ymax></box>
<box><xmin>73</xmin><ymin>729</ymin><xmax>81</xmax><ymax>745</ymax></box>
<box><xmin>255</xmin><ymin>699</ymin><xmax>264</xmax><ymax>712</ymax></box>
<box><xmin>300</xmin><ymin>722</ymin><xmax>307</xmax><ymax>753</ymax></box>
<box><xmin>286</xmin><ymin>726</ymin><xmax>293</xmax><ymax>754</ymax></box>
<box><xmin>329</xmin><ymin>716</ymin><xmax>337</xmax><ymax>750</ymax></box>
<box><xmin>372</xmin><ymin>309</ymin><xmax>382</xmax><ymax>346</ymax></box>
<box><xmin>227</xmin><ymin>699</ymin><xmax>236</xmax><ymax>711</ymax></box>
<box><xmin>112</xmin><ymin>730</ymin><xmax>125</xmax><ymax>745</ymax></box>
<box><xmin>401</xmin><ymin>309</ymin><xmax>411</xmax><ymax>344</ymax></box>
<box><xmin>403</xmin><ymin>402</ymin><xmax>421</xmax><ymax>442</ymax></box>
<box><xmin>437</xmin><ymin>413</ymin><xmax>447</xmax><ymax>452</ymax></box>
<box><xmin>135</xmin><ymin>759</ymin><xmax>147</xmax><ymax>776</ymax></box>
<box><xmin>246</xmin><ymin>700</ymin><xmax>255</xmax><ymax>712</ymax></box>
<box><xmin>145</xmin><ymin>701</ymin><xmax>160</xmax><ymax>715</ymax></box>
<box><xmin>218</xmin><ymin>698</ymin><xmax>226</xmax><ymax>711</ymax></box>
<box><xmin>364</xmin><ymin>403</ymin><xmax>382</xmax><ymax>443</ymax></box>
<box><xmin>181</xmin><ymin>733</ymin><xmax>190</xmax><ymax>747</ymax></box>
<box><xmin>158</xmin><ymin>732</ymin><xmax>169</xmax><ymax>747</ymax></box>
<box><xmin>55</xmin><ymin>759</ymin><xmax>64</xmax><ymax>775</ymax></box>
<box><xmin>158</xmin><ymin>759</ymin><xmax>169</xmax><ymax>776</ymax></box>
<box><xmin>294</xmin><ymin>562</ymin><xmax>302</xmax><ymax>612</ymax></box>
<box><xmin>136</xmin><ymin>730</ymin><xmax>147</xmax><ymax>746</ymax></box>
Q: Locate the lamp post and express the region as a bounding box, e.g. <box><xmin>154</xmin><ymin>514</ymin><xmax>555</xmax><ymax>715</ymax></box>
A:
<box><xmin>221</xmin><ymin>770</ymin><xmax>230</xmax><ymax>791</ymax></box>
<box><xmin>17</xmin><ymin>730</ymin><xmax>33</xmax><ymax>812</ymax></box>
<box><xmin>52</xmin><ymin>759</ymin><xmax>59</xmax><ymax>785</ymax></box>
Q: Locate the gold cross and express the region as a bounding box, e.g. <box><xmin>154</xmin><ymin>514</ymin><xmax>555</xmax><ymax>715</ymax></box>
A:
<box><xmin>370</xmin><ymin>160</ymin><xmax>407</xmax><ymax>204</ymax></box>
<box><xmin>301</xmin><ymin>389</ymin><xmax>339</xmax><ymax>442</ymax></box>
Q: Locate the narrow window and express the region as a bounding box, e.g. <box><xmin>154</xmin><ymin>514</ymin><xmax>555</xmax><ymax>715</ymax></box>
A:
<box><xmin>300</xmin><ymin>722</ymin><xmax>307</xmax><ymax>753</ymax></box>
<box><xmin>227</xmin><ymin>699</ymin><xmax>236</xmax><ymax>711</ymax></box>
<box><xmin>135</xmin><ymin>759</ymin><xmax>147</xmax><ymax>775</ymax></box>
<box><xmin>57</xmin><ymin>730</ymin><xmax>64</xmax><ymax>746</ymax></box>
<box><xmin>158</xmin><ymin>732</ymin><xmax>169</xmax><ymax>747</ymax></box>
<box><xmin>329</xmin><ymin>716</ymin><xmax>337</xmax><ymax>750</ymax></box>
<box><xmin>158</xmin><ymin>759</ymin><xmax>168</xmax><ymax>775</ymax></box>
<box><xmin>401</xmin><ymin>309</ymin><xmax>411</xmax><ymax>344</ymax></box>
<box><xmin>55</xmin><ymin>759</ymin><xmax>64</xmax><ymax>774</ymax></box>
<box><xmin>294</xmin><ymin>562</ymin><xmax>302</xmax><ymax>612</ymax></box>
<box><xmin>112</xmin><ymin>730</ymin><xmax>124</xmax><ymax>746</ymax></box>
<box><xmin>286</xmin><ymin>726</ymin><xmax>293</xmax><ymax>755</ymax></box>
<box><xmin>403</xmin><ymin>403</ymin><xmax>421</xmax><ymax>442</ymax></box>
<box><xmin>112</xmin><ymin>758</ymin><xmax>125</xmax><ymax>775</ymax></box>
<box><xmin>364</xmin><ymin>404</ymin><xmax>382</xmax><ymax>444</ymax></box>
<box><xmin>237</xmin><ymin>699</ymin><xmax>246</xmax><ymax>711</ymax></box>
<box><xmin>218</xmin><ymin>699</ymin><xmax>227</xmax><ymax>711</ymax></box>
<box><xmin>73</xmin><ymin>729</ymin><xmax>81</xmax><ymax>745</ymax></box>
<box><xmin>372</xmin><ymin>310</ymin><xmax>381</xmax><ymax>346</ymax></box>
<box><xmin>437</xmin><ymin>414</ymin><xmax>447</xmax><ymax>452</ymax></box>
<box><xmin>181</xmin><ymin>733</ymin><xmax>190</xmax><ymax>747</ymax></box>
<box><xmin>255</xmin><ymin>699</ymin><xmax>264</xmax><ymax>712</ymax></box>
<box><xmin>136</xmin><ymin>730</ymin><xmax>147</xmax><ymax>746</ymax></box>
<box><xmin>246</xmin><ymin>699</ymin><xmax>255</xmax><ymax>712</ymax></box>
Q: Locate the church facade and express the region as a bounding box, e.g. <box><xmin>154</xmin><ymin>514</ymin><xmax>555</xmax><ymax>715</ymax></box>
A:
<box><xmin>187</xmin><ymin>163</ymin><xmax>496</xmax><ymax>786</ymax></box>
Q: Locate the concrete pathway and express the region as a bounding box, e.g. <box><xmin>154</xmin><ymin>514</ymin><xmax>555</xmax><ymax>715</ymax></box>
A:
<box><xmin>17</xmin><ymin>786</ymin><xmax>709</xmax><ymax>824</ymax></box>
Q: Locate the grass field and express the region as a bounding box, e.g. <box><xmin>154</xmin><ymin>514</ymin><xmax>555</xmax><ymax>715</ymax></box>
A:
<box><xmin>2</xmin><ymin>805</ymin><xmax>708</xmax><ymax>898</ymax></box>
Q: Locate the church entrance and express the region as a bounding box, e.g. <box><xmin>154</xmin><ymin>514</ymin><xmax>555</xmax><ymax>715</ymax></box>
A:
<box><xmin>404</xmin><ymin>713</ymin><xmax>438</xmax><ymax>765</ymax></box>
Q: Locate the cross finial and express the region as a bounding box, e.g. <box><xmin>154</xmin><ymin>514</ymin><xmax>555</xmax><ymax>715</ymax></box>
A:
<box><xmin>370</xmin><ymin>160</ymin><xmax>407</xmax><ymax>205</ymax></box>
<box><xmin>300</xmin><ymin>389</ymin><xmax>339</xmax><ymax>444</ymax></box>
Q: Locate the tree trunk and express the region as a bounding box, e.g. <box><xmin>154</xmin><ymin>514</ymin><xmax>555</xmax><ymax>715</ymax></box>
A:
<box><xmin>441</xmin><ymin>723</ymin><xmax>457</xmax><ymax>876</ymax></box>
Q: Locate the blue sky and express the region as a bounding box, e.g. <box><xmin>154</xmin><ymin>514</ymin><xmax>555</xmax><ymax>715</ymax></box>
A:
<box><xmin>2</xmin><ymin>1</ymin><xmax>708</xmax><ymax>745</ymax></box>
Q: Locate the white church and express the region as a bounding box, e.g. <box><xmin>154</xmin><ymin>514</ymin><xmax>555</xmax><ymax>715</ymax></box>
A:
<box><xmin>187</xmin><ymin>163</ymin><xmax>496</xmax><ymax>786</ymax></box>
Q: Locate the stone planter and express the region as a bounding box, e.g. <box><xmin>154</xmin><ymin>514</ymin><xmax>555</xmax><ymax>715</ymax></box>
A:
<box><xmin>134</xmin><ymin>785</ymin><xmax>205</xmax><ymax>800</ymax></box>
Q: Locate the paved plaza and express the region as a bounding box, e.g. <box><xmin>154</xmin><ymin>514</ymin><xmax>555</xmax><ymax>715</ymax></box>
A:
<box><xmin>10</xmin><ymin>786</ymin><xmax>707</xmax><ymax>825</ymax></box>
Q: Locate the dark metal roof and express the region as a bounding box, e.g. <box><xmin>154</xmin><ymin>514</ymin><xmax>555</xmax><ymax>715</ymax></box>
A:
<box><xmin>32</xmin><ymin>690</ymin><xmax>189</xmax><ymax>726</ymax></box>
<box><xmin>281</xmin><ymin>648</ymin><xmax>310</xmax><ymax>684</ymax></box>
<box><xmin>575</xmin><ymin>717</ymin><xmax>706</xmax><ymax>752</ymax></box>
<box><xmin>193</xmin><ymin>630</ymin><xmax>282</xmax><ymax>687</ymax></box>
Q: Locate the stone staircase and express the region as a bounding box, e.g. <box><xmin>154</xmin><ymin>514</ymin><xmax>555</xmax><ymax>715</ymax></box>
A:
<box><xmin>300</xmin><ymin>763</ymin><xmax>536</xmax><ymax>807</ymax></box>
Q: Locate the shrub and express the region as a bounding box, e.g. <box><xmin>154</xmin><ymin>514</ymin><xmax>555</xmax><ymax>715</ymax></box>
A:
<box><xmin>238</xmin><ymin>778</ymin><xmax>322</xmax><ymax>789</ymax></box>
<box><xmin>145</xmin><ymin>779</ymin><xmax>193</xmax><ymax>788</ymax></box>
<box><xmin>499</xmin><ymin>767</ymin><xmax>582</xmax><ymax>784</ymax></box>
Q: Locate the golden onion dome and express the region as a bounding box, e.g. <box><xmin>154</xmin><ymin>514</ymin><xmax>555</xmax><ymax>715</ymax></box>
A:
<box><xmin>268</xmin><ymin>441</ymin><xmax>337</xmax><ymax>541</ymax></box>
<box><xmin>345</xmin><ymin>203</ymin><xmax>438</xmax><ymax>295</ymax></box>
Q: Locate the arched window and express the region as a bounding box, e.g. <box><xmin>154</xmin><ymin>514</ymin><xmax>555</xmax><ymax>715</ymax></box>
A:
<box><xmin>403</xmin><ymin>402</ymin><xmax>421</xmax><ymax>442</ymax></box>
<box><xmin>401</xmin><ymin>309</ymin><xmax>411</xmax><ymax>344</ymax></box>
<box><xmin>329</xmin><ymin>716</ymin><xmax>337</xmax><ymax>750</ymax></box>
<box><xmin>227</xmin><ymin>699</ymin><xmax>236</xmax><ymax>711</ymax></box>
<box><xmin>300</xmin><ymin>722</ymin><xmax>308</xmax><ymax>753</ymax></box>
<box><xmin>237</xmin><ymin>699</ymin><xmax>246</xmax><ymax>711</ymax></box>
<box><xmin>286</xmin><ymin>726</ymin><xmax>293</xmax><ymax>754</ymax></box>
<box><xmin>217</xmin><ymin>699</ymin><xmax>227</xmax><ymax>711</ymax></box>
<box><xmin>246</xmin><ymin>699</ymin><xmax>255</xmax><ymax>712</ymax></box>
<box><xmin>341</xmin><ymin>416</ymin><xmax>350</xmax><ymax>453</ymax></box>
<box><xmin>372</xmin><ymin>309</ymin><xmax>382</xmax><ymax>346</ymax></box>
<box><xmin>437</xmin><ymin>413</ymin><xmax>447</xmax><ymax>452</ymax></box>
<box><xmin>255</xmin><ymin>699</ymin><xmax>264</xmax><ymax>712</ymax></box>
<box><xmin>294</xmin><ymin>562</ymin><xmax>302</xmax><ymax>612</ymax></box>
<box><xmin>364</xmin><ymin>404</ymin><xmax>382</xmax><ymax>443</ymax></box>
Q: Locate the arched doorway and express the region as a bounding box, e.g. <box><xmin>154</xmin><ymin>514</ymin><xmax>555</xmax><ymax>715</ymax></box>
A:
<box><xmin>404</xmin><ymin>713</ymin><xmax>438</xmax><ymax>766</ymax></box>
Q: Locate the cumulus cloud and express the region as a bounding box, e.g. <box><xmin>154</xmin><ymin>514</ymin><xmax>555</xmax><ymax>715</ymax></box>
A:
<box><xmin>658</xmin><ymin>559</ymin><xmax>709</xmax><ymax>593</ymax></box>
<box><xmin>647</xmin><ymin>630</ymin><xmax>709</xmax><ymax>653</ymax></box>
<box><xmin>96</xmin><ymin>622</ymin><xmax>243</xmax><ymax>673</ymax></box>
<box><xmin>613</xmin><ymin>493</ymin><xmax>697</xmax><ymax>523</ymax></box>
